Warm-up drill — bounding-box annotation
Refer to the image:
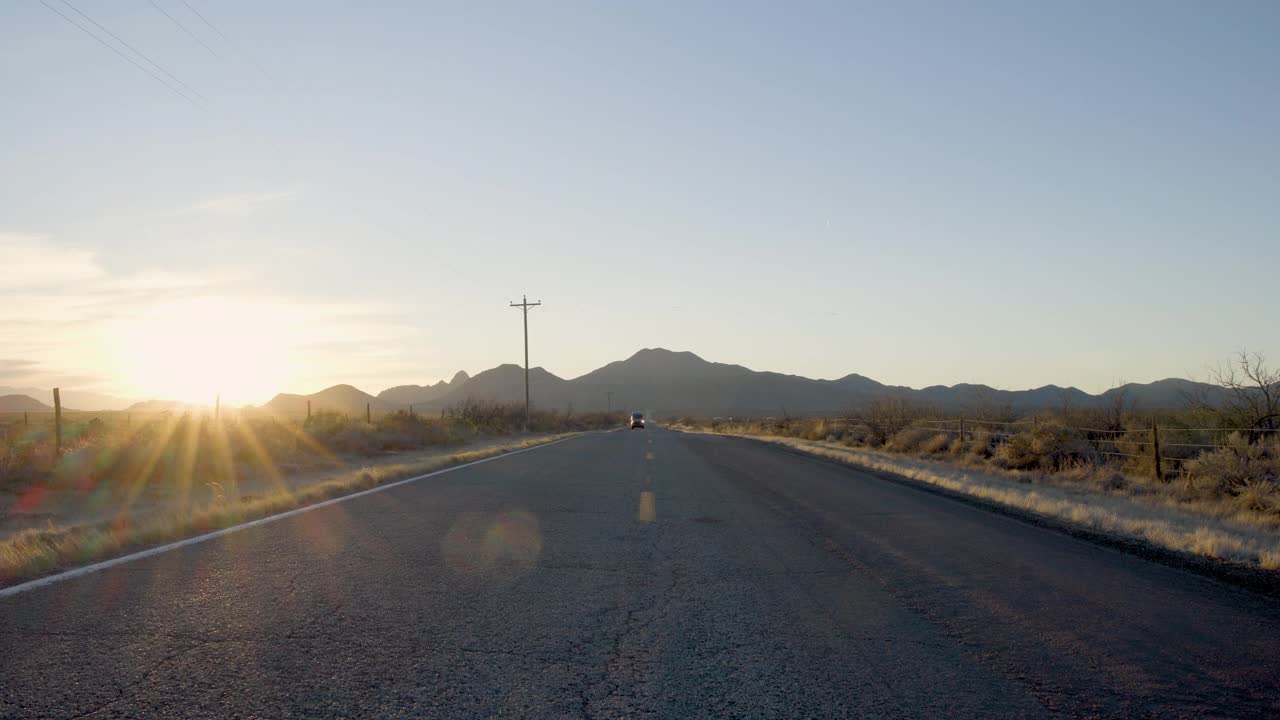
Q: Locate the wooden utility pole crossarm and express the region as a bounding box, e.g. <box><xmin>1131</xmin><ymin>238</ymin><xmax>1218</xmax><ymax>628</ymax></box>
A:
<box><xmin>510</xmin><ymin>295</ymin><xmax>542</xmax><ymax>427</ymax></box>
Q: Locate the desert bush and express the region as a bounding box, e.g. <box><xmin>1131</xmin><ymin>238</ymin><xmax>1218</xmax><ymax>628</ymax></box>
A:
<box><xmin>947</xmin><ymin>430</ymin><xmax>995</xmax><ymax>459</ymax></box>
<box><xmin>329</xmin><ymin>424</ymin><xmax>380</xmax><ymax>454</ymax></box>
<box><xmin>995</xmin><ymin>425</ymin><xmax>1095</xmax><ymax>471</ymax></box>
<box><xmin>841</xmin><ymin>423</ymin><xmax>873</xmax><ymax>446</ymax></box>
<box><xmin>921</xmin><ymin>433</ymin><xmax>952</xmax><ymax>454</ymax></box>
<box><xmin>887</xmin><ymin>427</ymin><xmax>932</xmax><ymax>452</ymax></box>
<box><xmin>1234</xmin><ymin>480</ymin><xmax>1280</xmax><ymax>515</ymax></box>
<box><xmin>854</xmin><ymin>398</ymin><xmax>929</xmax><ymax>446</ymax></box>
<box><xmin>1181</xmin><ymin>433</ymin><xmax>1280</xmax><ymax>495</ymax></box>
<box><xmin>794</xmin><ymin>418</ymin><xmax>833</xmax><ymax>442</ymax></box>
<box><xmin>304</xmin><ymin>411</ymin><xmax>351</xmax><ymax>439</ymax></box>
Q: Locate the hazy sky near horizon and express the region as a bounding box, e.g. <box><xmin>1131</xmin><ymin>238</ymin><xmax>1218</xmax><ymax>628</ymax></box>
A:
<box><xmin>3</xmin><ymin>1</ymin><xmax>1277</xmax><ymax>404</ymax></box>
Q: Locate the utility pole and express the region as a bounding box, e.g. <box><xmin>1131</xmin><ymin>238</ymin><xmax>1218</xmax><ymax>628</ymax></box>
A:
<box><xmin>606</xmin><ymin>391</ymin><xmax>613</xmax><ymax>414</ymax></box>
<box><xmin>509</xmin><ymin>294</ymin><xmax>541</xmax><ymax>426</ymax></box>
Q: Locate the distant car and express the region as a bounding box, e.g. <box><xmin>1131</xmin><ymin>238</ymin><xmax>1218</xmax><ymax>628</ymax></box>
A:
<box><xmin>630</xmin><ymin>412</ymin><xmax>645</xmax><ymax>429</ymax></box>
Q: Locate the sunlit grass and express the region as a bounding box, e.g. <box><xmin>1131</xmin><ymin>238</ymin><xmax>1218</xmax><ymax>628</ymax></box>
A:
<box><xmin>0</xmin><ymin>434</ymin><xmax>575</xmax><ymax>587</ymax></box>
<box><xmin>0</xmin><ymin>402</ymin><xmax>624</xmax><ymax>586</ymax></box>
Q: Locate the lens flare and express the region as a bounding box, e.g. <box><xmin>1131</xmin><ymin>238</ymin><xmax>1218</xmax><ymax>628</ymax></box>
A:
<box><xmin>442</xmin><ymin>510</ymin><xmax>542</xmax><ymax>581</ymax></box>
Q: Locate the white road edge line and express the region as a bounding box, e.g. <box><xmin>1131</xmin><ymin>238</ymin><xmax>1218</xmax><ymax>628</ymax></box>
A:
<box><xmin>0</xmin><ymin>434</ymin><xmax>584</xmax><ymax>599</ymax></box>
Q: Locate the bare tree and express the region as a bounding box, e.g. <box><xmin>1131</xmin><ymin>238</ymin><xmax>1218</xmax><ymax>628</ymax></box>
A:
<box><xmin>1102</xmin><ymin>381</ymin><xmax>1137</xmax><ymax>431</ymax></box>
<box><xmin>968</xmin><ymin>386</ymin><xmax>1015</xmax><ymax>423</ymax></box>
<box><xmin>1206</xmin><ymin>351</ymin><xmax>1280</xmax><ymax>434</ymax></box>
<box><xmin>851</xmin><ymin>397</ymin><xmax>928</xmax><ymax>446</ymax></box>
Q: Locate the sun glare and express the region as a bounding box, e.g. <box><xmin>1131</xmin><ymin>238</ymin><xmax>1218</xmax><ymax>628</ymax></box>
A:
<box><xmin>111</xmin><ymin>297</ymin><xmax>291</xmax><ymax>406</ymax></box>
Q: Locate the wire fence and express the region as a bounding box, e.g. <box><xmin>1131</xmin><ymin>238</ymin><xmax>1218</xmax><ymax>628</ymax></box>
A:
<box><xmin>711</xmin><ymin>414</ymin><xmax>1278</xmax><ymax>482</ymax></box>
<box><xmin>907</xmin><ymin>418</ymin><xmax>1278</xmax><ymax>478</ymax></box>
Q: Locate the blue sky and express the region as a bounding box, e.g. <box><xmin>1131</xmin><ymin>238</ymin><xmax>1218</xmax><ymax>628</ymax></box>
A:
<box><xmin>2</xmin><ymin>1</ymin><xmax>1277</xmax><ymax>404</ymax></box>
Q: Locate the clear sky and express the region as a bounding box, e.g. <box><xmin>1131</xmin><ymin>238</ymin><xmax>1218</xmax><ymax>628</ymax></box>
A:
<box><xmin>2</xmin><ymin>1</ymin><xmax>1277</xmax><ymax>405</ymax></box>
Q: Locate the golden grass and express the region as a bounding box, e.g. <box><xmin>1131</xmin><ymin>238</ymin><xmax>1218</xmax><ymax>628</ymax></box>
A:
<box><xmin>689</xmin><ymin>430</ymin><xmax>1280</xmax><ymax>572</ymax></box>
<box><xmin>0</xmin><ymin>434</ymin><xmax>576</xmax><ymax>587</ymax></box>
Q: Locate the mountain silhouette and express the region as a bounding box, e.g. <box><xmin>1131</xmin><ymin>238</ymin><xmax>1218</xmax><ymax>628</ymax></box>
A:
<box><xmin>258</xmin><ymin>348</ymin><xmax>1223</xmax><ymax>418</ymax></box>
<box><xmin>431</xmin><ymin>364</ymin><xmax>568</xmax><ymax>408</ymax></box>
<box><xmin>0</xmin><ymin>394</ymin><xmax>54</xmax><ymax>412</ymax></box>
<box><xmin>264</xmin><ymin>384</ymin><xmax>391</xmax><ymax>417</ymax></box>
<box><xmin>0</xmin><ymin>386</ymin><xmax>134</xmax><ymax>411</ymax></box>
<box><xmin>377</xmin><ymin>370</ymin><xmax>470</xmax><ymax>406</ymax></box>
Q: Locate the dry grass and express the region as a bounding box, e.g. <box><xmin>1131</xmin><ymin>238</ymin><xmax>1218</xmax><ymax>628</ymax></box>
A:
<box><xmin>0</xmin><ymin>434</ymin><xmax>575</xmax><ymax>587</ymax></box>
<box><xmin>688</xmin><ymin>430</ymin><xmax>1280</xmax><ymax>571</ymax></box>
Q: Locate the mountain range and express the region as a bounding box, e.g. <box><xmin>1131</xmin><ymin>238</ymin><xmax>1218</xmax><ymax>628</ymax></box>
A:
<box><xmin>0</xmin><ymin>386</ymin><xmax>136</xmax><ymax>412</ymax></box>
<box><xmin>257</xmin><ymin>348</ymin><xmax>1220</xmax><ymax>418</ymax></box>
<box><xmin>1</xmin><ymin>349</ymin><xmax>1222</xmax><ymax>417</ymax></box>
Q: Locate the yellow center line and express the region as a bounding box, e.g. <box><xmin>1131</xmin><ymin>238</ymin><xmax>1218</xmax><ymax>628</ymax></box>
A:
<box><xmin>637</xmin><ymin>491</ymin><xmax>656</xmax><ymax>523</ymax></box>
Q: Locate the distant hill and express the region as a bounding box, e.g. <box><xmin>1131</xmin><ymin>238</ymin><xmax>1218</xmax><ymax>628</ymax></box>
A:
<box><xmin>264</xmin><ymin>384</ymin><xmax>391</xmax><ymax>417</ymax></box>
<box><xmin>1099</xmin><ymin>378</ymin><xmax>1226</xmax><ymax>409</ymax></box>
<box><xmin>377</xmin><ymin>371</ymin><xmax>470</xmax><ymax>406</ymax></box>
<box><xmin>258</xmin><ymin>348</ymin><xmax>1224</xmax><ymax>419</ymax></box>
<box><xmin>431</xmin><ymin>365</ymin><xmax>569</xmax><ymax>409</ymax></box>
<box><xmin>0</xmin><ymin>386</ymin><xmax>135</xmax><ymax>411</ymax></box>
<box><xmin>0</xmin><ymin>394</ymin><xmax>54</xmax><ymax>412</ymax></box>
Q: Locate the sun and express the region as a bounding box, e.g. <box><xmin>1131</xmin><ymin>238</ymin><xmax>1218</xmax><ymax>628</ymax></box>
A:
<box><xmin>111</xmin><ymin>296</ymin><xmax>291</xmax><ymax>406</ymax></box>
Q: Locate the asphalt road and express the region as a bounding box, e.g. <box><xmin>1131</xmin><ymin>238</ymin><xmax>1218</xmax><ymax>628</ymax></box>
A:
<box><xmin>3</xmin><ymin>428</ymin><xmax>1279</xmax><ymax>719</ymax></box>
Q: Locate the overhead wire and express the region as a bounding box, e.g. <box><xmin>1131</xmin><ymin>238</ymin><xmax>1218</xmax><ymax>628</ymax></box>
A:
<box><xmin>57</xmin><ymin>0</ymin><xmax>207</xmax><ymax>104</ymax></box>
<box><xmin>178</xmin><ymin>0</ymin><xmax>274</xmax><ymax>83</ymax></box>
<box><xmin>180</xmin><ymin>0</ymin><xmax>228</xmax><ymax>42</ymax></box>
<box><xmin>148</xmin><ymin>0</ymin><xmax>220</xmax><ymax>57</ymax></box>
<box><xmin>37</xmin><ymin>0</ymin><xmax>203</xmax><ymax>108</ymax></box>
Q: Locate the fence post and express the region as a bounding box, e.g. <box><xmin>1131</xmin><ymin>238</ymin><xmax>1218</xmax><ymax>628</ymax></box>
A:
<box><xmin>409</xmin><ymin>404</ymin><xmax>414</xmax><ymax>417</ymax></box>
<box><xmin>366</xmin><ymin>403</ymin><xmax>371</xmax><ymax>423</ymax></box>
<box><xmin>53</xmin><ymin>387</ymin><xmax>62</xmax><ymax>456</ymax></box>
<box><xmin>24</xmin><ymin>411</ymin><xmax>29</xmax><ymax>429</ymax></box>
<box><xmin>306</xmin><ymin>400</ymin><xmax>311</xmax><ymax>420</ymax></box>
<box><xmin>1152</xmin><ymin>417</ymin><xmax>1164</xmax><ymax>483</ymax></box>
<box><xmin>958</xmin><ymin>417</ymin><xmax>964</xmax><ymax>442</ymax></box>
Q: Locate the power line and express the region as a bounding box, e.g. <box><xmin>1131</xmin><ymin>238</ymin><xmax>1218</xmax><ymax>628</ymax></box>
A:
<box><xmin>179</xmin><ymin>0</ymin><xmax>274</xmax><ymax>83</ymax></box>
<box><xmin>148</xmin><ymin>0</ymin><xmax>220</xmax><ymax>58</ymax></box>
<box><xmin>37</xmin><ymin>0</ymin><xmax>203</xmax><ymax>108</ymax></box>
<box><xmin>180</xmin><ymin>0</ymin><xmax>227</xmax><ymax>42</ymax></box>
<box><xmin>57</xmin><ymin>0</ymin><xmax>207</xmax><ymax>104</ymax></box>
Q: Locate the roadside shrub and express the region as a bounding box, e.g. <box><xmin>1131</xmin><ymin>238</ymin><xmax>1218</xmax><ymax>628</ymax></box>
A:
<box><xmin>968</xmin><ymin>431</ymin><xmax>996</xmax><ymax>458</ymax></box>
<box><xmin>1234</xmin><ymin>480</ymin><xmax>1280</xmax><ymax>515</ymax></box>
<box><xmin>841</xmin><ymin>424</ymin><xmax>873</xmax><ymax>446</ymax></box>
<box><xmin>920</xmin><ymin>433</ymin><xmax>952</xmax><ymax>454</ymax></box>
<box><xmin>328</xmin><ymin>424</ymin><xmax>379</xmax><ymax>455</ymax></box>
<box><xmin>853</xmin><ymin>398</ymin><xmax>928</xmax><ymax>446</ymax></box>
<box><xmin>948</xmin><ymin>430</ymin><xmax>994</xmax><ymax>459</ymax></box>
<box><xmin>800</xmin><ymin>419</ymin><xmax>832</xmax><ymax>442</ymax></box>
<box><xmin>1182</xmin><ymin>433</ymin><xmax>1280</xmax><ymax>495</ymax></box>
<box><xmin>995</xmin><ymin>426</ymin><xmax>1095</xmax><ymax>471</ymax></box>
<box><xmin>304</xmin><ymin>411</ymin><xmax>351</xmax><ymax>439</ymax></box>
<box><xmin>888</xmin><ymin>427</ymin><xmax>937</xmax><ymax>453</ymax></box>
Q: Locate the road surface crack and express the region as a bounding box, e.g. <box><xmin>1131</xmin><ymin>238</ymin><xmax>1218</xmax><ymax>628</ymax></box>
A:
<box><xmin>66</xmin><ymin>639</ymin><xmax>221</xmax><ymax>719</ymax></box>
